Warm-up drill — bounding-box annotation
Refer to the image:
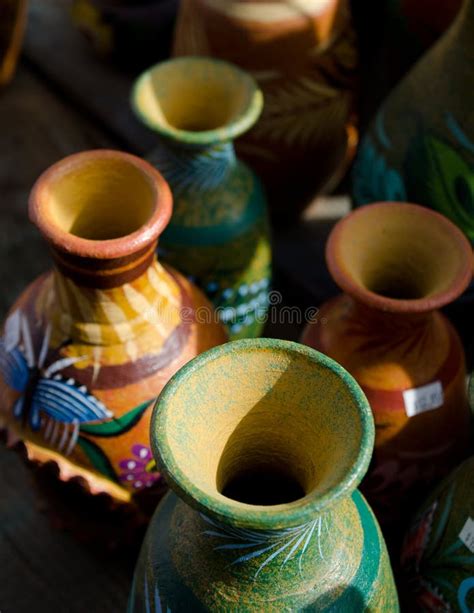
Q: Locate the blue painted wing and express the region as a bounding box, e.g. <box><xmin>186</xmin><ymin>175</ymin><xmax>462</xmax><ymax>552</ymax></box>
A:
<box><xmin>32</xmin><ymin>376</ymin><xmax>112</xmax><ymax>425</ymax></box>
<box><xmin>0</xmin><ymin>338</ymin><xmax>29</xmax><ymax>392</ymax></box>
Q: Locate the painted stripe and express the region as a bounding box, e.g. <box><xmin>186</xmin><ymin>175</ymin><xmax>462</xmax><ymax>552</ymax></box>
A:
<box><xmin>326</xmin><ymin>491</ymin><xmax>382</xmax><ymax>610</ymax></box>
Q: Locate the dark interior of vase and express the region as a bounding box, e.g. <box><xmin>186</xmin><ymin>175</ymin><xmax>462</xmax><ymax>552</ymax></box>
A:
<box><xmin>334</xmin><ymin>205</ymin><xmax>466</xmax><ymax>301</ymax></box>
<box><xmin>221</xmin><ymin>465</ymin><xmax>306</xmax><ymax>506</ymax></box>
<box><xmin>161</xmin><ymin>346</ymin><xmax>365</xmax><ymax>509</ymax></box>
<box><xmin>45</xmin><ymin>157</ymin><xmax>155</xmax><ymax>240</ymax></box>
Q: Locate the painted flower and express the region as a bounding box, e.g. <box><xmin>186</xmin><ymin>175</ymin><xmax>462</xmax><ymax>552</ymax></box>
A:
<box><xmin>119</xmin><ymin>444</ymin><xmax>160</xmax><ymax>490</ymax></box>
<box><xmin>352</xmin><ymin>137</ymin><xmax>407</xmax><ymax>205</ymax></box>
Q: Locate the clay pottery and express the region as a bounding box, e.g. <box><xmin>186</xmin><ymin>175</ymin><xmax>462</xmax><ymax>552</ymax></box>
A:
<box><xmin>132</xmin><ymin>57</ymin><xmax>272</xmax><ymax>340</ymax></box>
<box><xmin>128</xmin><ymin>339</ymin><xmax>399</xmax><ymax>611</ymax></box>
<box><xmin>353</xmin><ymin>0</ymin><xmax>462</xmax><ymax>123</ymax></box>
<box><xmin>401</xmin><ymin>455</ymin><xmax>474</xmax><ymax>612</ymax></box>
<box><xmin>71</xmin><ymin>0</ymin><xmax>177</xmax><ymax>71</ymax></box>
<box><xmin>0</xmin><ymin>0</ymin><xmax>28</xmax><ymax>87</ymax></box>
<box><xmin>301</xmin><ymin>202</ymin><xmax>473</xmax><ymax>525</ymax></box>
<box><xmin>0</xmin><ymin>150</ymin><xmax>227</xmax><ymax>505</ymax></box>
<box><xmin>172</xmin><ymin>0</ymin><xmax>359</xmax><ymax>223</ymax></box>
<box><xmin>352</xmin><ymin>0</ymin><xmax>474</xmax><ymax>244</ymax></box>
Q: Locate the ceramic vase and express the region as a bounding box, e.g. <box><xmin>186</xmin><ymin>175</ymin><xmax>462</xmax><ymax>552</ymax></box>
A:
<box><xmin>301</xmin><ymin>202</ymin><xmax>473</xmax><ymax>524</ymax></box>
<box><xmin>0</xmin><ymin>0</ymin><xmax>28</xmax><ymax>86</ymax></box>
<box><xmin>352</xmin><ymin>0</ymin><xmax>474</xmax><ymax>244</ymax></box>
<box><xmin>353</xmin><ymin>0</ymin><xmax>462</xmax><ymax>127</ymax></box>
<box><xmin>172</xmin><ymin>0</ymin><xmax>358</xmax><ymax>222</ymax></box>
<box><xmin>132</xmin><ymin>57</ymin><xmax>272</xmax><ymax>340</ymax></box>
<box><xmin>128</xmin><ymin>339</ymin><xmax>399</xmax><ymax>611</ymax></box>
<box><xmin>401</xmin><ymin>455</ymin><xmax>474</xmax><ymax>612</ymax></box>
<box><xmin>71</xmin><ymin>0</ymin><xmax>178</xmax><ymax>71</ymax></box>
<box><xmin>0</xmin><ymin>150</ymin><xmax>227</xmax><ymax>504</ymax></box>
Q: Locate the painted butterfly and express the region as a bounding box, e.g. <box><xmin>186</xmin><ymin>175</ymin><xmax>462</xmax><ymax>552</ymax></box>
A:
<box><xmin>0</xmin><ymin>309</ymin><xmax>112</xmax><ymax>456</ymax></box>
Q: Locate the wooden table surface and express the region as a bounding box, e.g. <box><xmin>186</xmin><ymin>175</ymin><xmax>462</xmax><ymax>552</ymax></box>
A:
<box><xmin>0</xmin><ymin>3</ymin><xmax>351</xmax><ymax>612</ymax></box>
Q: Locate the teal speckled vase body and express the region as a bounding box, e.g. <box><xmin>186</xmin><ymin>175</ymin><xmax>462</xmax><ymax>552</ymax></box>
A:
<box><xmin>352</xmin><ymin>0</ymin><xmax>474</xmax><ymax>243</ymax></box>
<box><xmin>401</xmin><ymin>456</ymin><xmax>474</xmax><ymax>612</ymax></box>
<box><xmin>128</xmin><ymin>339</ymin><xmax>399</xmax><ymax>611</ymax></box>
<box><xmin>132</xmin><ymin>58</ymin><xmax>272</xmax><ymax>340</ymax></box>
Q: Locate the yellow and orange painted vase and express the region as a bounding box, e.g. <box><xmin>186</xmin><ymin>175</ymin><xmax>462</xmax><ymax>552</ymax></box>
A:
<box><xmin>302</xmin><ymin>202</ymin><xmax>473</xmax><ymax>525</ymax></box>
<box><xmin>0</xmin><ymin>150</ymin><xmax>227</xmax><ymax>504</ymax></box>
<box><xmin>172</xmin><ymin>0</ymin><xmax>358</xmax><ymax>222</ymax></box>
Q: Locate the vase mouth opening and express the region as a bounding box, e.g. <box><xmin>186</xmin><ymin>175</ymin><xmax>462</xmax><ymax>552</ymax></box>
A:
<box><xmin>29</xmin><ymin>150</ymin><xmax>172</xmax><ymax>259</ymax></box>
<box><xmin>132</xmin><ymin>57</ymin><xmax>263</xmax><ymax>146</ymax></box>
<box><xmin>327</xmin><ymin>202</ymin><xmax>473</xmax><ymax>313</ymax></box>
<box><xmin>152</xmin><ymin>339</ymin><xmax>374</xmax><ymax>530</ymax></box>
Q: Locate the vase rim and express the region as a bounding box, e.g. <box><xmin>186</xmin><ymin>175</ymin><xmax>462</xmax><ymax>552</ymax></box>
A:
<box><xmin>151</xmin><ymin>338</ymin><xmax>375</xmax><ymax>530</ymax></box>
<box><xmin>327</xmin><ymin>201</ymin><xmax>473</xmax><ymax>313</ymax></box>
<box><xmin>29</xmin><ymin>149</ymin><xmax>172</xmax><ymax>260</ymax></box>
<box><xmin>131</xmin><ymin>56</ymin><xmax>263</xmax><ymax>146</ymax></box>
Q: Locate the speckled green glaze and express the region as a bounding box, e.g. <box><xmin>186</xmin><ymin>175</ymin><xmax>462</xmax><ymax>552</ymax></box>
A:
<box><xmin>131</xmin><ymin>58</ymin><xmax>271</xmax><ymax>340</ymax></box>
<box><xmin>128</xmin><ymin>339</ymin><xmax>399</xmax><ymax>611</ymax></box>
<box><xmin>401</xmin><ymin>455</ymin><xmax>474</xmax><ymax>611</ymax></box>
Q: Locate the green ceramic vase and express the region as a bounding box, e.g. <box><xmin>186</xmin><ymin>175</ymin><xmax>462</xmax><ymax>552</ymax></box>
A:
<box><xmin>352</xmin><ymin>0</ymin><xmax>474</xmax><ymax>243</ymax></box>
<box><xmin>128</xmin><ymin>339</ymin><xmax>399</xmax><ymax>611</ymax></box>
<box><xmin>131</xmin><ymin>57</ymin><xmax>272</xmax><ymax>340</ymax></box>
<box><xmin>401</xmin><ymin>455</ymin><xmax>474</xmax><ymax>612</ymax></box>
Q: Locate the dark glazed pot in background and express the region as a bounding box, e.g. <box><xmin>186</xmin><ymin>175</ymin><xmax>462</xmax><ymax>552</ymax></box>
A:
<box><xmin>401</xmin><ymin>455</ymin><xmax>474</xmax><ymax>612</ymax></box>
<box><xmin>352</xmin><ymin>0</ymin><xmax>474</xmax><ymax>245</ymax></box>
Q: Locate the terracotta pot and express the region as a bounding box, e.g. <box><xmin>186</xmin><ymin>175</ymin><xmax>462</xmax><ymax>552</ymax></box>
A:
<box><xmin>128</xmin><ymin>339</ymin><xmax>399</xmax><ymax>611</ymax></box>
<box><xmin>172</xmin><ymin>0</ymin><xmax>359</xmax><ymax>223</ymax></box>
<box><xmin>71</xmin><ymin>0</ymin><xmax>178</xmax><ymax>71</ymax></box>
<box><xmin>132</xmin><ymin>57</ymin><xmax>272</xmax><ymax>340</ymax></box>
<box><xmin>401</xmin><ymin>455</ymin><xmax>474</xmax><ymax>612</ymax></box>
<box><xmin>301</xmin><ymin>202</ymin><xmax>473</xmax><ymax>524</ymax></box>
<box><xmin>0</xmin><ymin>150</ymin><xmax>227</xmax><ymax>504</ymax></box>
<box><xmin>352</xmin><ymin>0</ymin><xmax>474</xmax><ymax>244</ymax></box>
<box><xmin>0</xmin><ymin>0</ymin><xmax>28</xmax><ymax>87</ymax></box>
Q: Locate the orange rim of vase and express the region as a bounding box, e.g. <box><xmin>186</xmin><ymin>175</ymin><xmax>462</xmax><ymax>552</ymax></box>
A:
<box><xmin>326</xmin><ymin>201</ymin><xmax>474</xmax><ymax>313</ymax></box>
<box><xmin>28</xmin><ymin>149</ymin><xmax>173</xmax><ymax>260</ymax></box>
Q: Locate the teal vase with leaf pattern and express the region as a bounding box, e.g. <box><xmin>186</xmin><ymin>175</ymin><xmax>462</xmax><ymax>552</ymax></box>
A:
<box><xmin>128</xmin><ymin>339</ymin><xmax>399</xmax><ymax>611</ymax></box>
<box><xmin>353</xmin><ymin>0</ymin><xmax>474</xmax><ymax>243</ymax></box>
<box><xmin>132</xmin><ymin>57</ymin><xmax>271</xmax><ymax>340</ymax></box>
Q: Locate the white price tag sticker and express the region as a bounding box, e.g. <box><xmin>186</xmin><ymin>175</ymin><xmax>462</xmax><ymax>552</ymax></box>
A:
<box><xmin>459</xmin><ymin>517</ymin><xmax>474</xmax><ymax>553</ymax></box>
<box><xmin>403</xmin><ymin>381</ymin><xmax>444</xmax><ymax>417</ymax></box>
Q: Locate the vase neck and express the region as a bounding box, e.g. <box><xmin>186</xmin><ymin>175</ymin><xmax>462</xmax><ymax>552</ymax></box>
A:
<box><xmin>347</xmin><ymin>297</ymin><xmax>434</xmax><ymax>336</ymax></box>
<box><xmin>148</xmin><ymin>140</ymin><xmax>237</xmax><ymax>196</ymax></box>
<box><xmin>50</xmin><ymin>247</ymin><xmax>177</xmax><ymax>345</ymax></box>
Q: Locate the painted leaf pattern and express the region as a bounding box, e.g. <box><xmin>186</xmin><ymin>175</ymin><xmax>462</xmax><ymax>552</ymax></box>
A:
<box><xmin>404</xmin><ymin>133</ymin><xmax>474</xmax><ymax>241</ymax></box>
<box><xmin>252</xmin><ymin>75</ymin><xmax>349</xmax><ymax>149</ymax></box>
<box><xmin>200</xmin><ymin>513</ymin><xmax>325</xmax><ymax>578</ymax></box>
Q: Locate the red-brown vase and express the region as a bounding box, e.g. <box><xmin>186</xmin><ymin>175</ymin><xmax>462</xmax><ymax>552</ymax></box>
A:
<box><xmin>302</xmin><ymin>201</ymin><xmax>473</xmax><ymax>525</ymax></box>
<box><xmin>0</xmin><ymin>150</ymin><xmax>227</xmax><ymax>505</ymax></box>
